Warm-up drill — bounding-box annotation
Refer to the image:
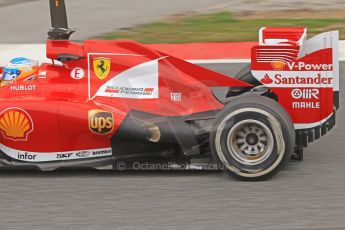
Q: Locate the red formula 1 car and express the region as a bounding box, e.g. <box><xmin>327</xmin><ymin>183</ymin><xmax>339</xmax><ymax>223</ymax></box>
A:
<box><xmin>0</xmin><ymin>0</ymin><xmax>339</xmax><ymax>180</ymax></box>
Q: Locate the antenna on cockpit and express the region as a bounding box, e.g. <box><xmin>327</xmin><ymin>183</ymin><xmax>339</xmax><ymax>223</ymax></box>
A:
<box><xmin>48</xmin><ymin>0</ymin><xmax>75</xmax><ymax>40</ymax></box>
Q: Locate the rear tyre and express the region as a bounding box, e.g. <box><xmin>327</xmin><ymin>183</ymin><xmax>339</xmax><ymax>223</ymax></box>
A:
<box><xmin>210</xmin><ymin>94</ymin><xmax>295</xmax><ymax>180</ymax></box>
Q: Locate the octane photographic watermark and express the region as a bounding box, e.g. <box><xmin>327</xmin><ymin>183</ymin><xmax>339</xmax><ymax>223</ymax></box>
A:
<box><xmin>115</xmin><ymin>161</ymin><xmax>223</xmax><ymax>171</ymax></box>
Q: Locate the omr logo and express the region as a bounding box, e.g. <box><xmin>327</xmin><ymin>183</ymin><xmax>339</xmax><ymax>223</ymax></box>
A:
<box><xmin>291</xmin><ymin>89</ymin><xmax>319</xmax><ymax>100</ymax></box>
<box><xmin>260</xmin><ymin>74</ymin><xmax>273</xmax><ymax>84</ymax></box>
<box><xmin>88</xmin><ymin>110</ymin><xmax>114</xmax><ymax>135</ymax></box>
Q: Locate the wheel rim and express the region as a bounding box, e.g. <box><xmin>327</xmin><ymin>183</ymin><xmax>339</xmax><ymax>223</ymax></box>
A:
<box><xmin>215</xmin><ymin>108</ymin><xmax>286</xmax><ymax>178</ymax></box>
<box><xmin>227</xmin><ymin>119</ymin><xmax>274</xmax><ymax>166</ymax></box>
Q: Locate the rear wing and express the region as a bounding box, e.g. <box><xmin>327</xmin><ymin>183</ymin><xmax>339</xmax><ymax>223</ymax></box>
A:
<box><xmin>251</xmin><ymin>27</ymin><xmax>339</xmax><ymax>146</ymax></box>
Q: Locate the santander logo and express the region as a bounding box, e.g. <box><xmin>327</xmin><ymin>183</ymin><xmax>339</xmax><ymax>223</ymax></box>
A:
<box><xmin>258</xmin><ymin>73</ymin><xmax>332</xmax><ymax>86</ymax></box>
<box><xmin>260</xmin><ymin>74</ymin><xmax>274</xmax><ymax>84</ymax></box>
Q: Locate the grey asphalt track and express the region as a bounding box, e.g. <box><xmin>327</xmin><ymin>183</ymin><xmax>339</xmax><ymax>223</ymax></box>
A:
<box><xmin>0</xmin><ymin>63</ymin><xmax>343</xmax><ymax>230</ymax></box>
<box><xmin>0</xmin><ymin>0</ymin><xmax>38</xmax><ymax>7</ymax></box>
<box><xmin>0</xmin><ymin>0</ymin><xmax>231</xmax><ymax>43</ymax></box>
<box><xmin>0</xmin><ymin>0</ymin><xmax>344</xmax><ymax>43</ymax></box>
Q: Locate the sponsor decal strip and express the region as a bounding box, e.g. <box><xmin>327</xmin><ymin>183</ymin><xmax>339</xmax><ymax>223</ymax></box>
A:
<box><xmin>291</xmin><ymin>88</ymin><xmax>321</xmax><ymax>109</ymax></box>
<box><xmin>0</xmin><ymin>143</ymin><xmax>112</xmax><ymax>162</ymax></box>
<box><xmin>87</xmin><ymin>55</ymin><xmax>163</xmax><ymax>100</ymax></box>
<box><xmin>87</xmin><ymin>53</ymin><xmax>148</xmax><ymax>99</ymax></box>
<box><xmin>10</xmin><ymin>85</ymin><xmax>37</xmax><ymax>91</ymax></box>
<box><xmin>252</xmin><ymin>70</ymin><xmax>334</xmax><ymax>88</ymax></box>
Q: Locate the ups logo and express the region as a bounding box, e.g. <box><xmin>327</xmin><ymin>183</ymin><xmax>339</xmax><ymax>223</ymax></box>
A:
<box><xmin>88</xmin><ymin>110</ymin><xmax>114</xmax><ymax>135</ymax></box>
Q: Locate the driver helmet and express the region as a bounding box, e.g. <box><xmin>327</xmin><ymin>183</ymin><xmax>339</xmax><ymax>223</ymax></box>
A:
<box><xmin>1</xmin><ymin>57</ymin><xmax>39</xmax><ymax>87</ymax></box>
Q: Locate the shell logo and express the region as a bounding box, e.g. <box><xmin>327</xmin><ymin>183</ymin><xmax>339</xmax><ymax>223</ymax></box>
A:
<box><xmin>271</xmin><ymin>61</ymin><xmax>286</xmax><ymax>70</ymax></box>
<box><xmin>0</xmin><ymin>108</ymin><xmax>33</xmax><ymax>141</ymax></box>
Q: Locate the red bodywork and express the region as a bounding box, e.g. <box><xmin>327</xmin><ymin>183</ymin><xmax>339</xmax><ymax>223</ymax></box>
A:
<box><xmin>0</xmin><ymin>27</ymin><xmax>339</xmax><ymax>165</ymax></box>
<box><xmin>0</xmin><ymin>39</ymin><xmax>250</xmax><ymax>162</ymax></box>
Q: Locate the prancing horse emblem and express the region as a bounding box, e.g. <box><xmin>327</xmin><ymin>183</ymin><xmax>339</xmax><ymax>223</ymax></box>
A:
<box><xmin>93</xmin><ymin>58</ymin><xmax>111</xmax><ymax>80</ymax></box>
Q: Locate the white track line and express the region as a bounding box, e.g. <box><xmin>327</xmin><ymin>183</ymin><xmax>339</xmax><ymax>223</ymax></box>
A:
<box><xmin>189</xmin><ymin>59</ymin><xmax>250</xmax><ymax>64</ymax></box>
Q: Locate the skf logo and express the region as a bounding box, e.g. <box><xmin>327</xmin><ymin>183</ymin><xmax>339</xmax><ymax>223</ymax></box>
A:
<box><xmin>271</xmin><ymin>61</ymin><xmax>286</xmax><ymax>70</ymax></box>
<box><xmin>88</xmin><ymin>110</ymin><xmax>114</xmax><ymax>135</ymax></box>
<box><xmin>260</xmin><ymin>74</ymin><xmax>273</xmax><ymax>84</ymax></box>
<box><xmin>93</xmin><ymin>58</ymin><xmax>111</xmax><ymax>80</ymax></box>
<box><xmin>0</xmin><ymin>108</ymin><xmax>33</xmax><ymax>141</ymax></box>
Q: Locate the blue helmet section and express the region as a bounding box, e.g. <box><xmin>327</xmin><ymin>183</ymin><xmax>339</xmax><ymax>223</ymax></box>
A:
<box><xmin>9</xmin><ymin>57</ymin><xmax>34</xmax><ymax>65</ymax></box>
<box><xmin>2</xmin><ymin>57</ymin><xmax>38</xmax><ymax>81</ymax></box>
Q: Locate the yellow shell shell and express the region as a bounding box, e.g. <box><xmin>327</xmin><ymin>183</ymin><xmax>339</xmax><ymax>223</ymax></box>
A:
<box><xmin>271</xmin><ymin>61</ymin><xmax>286</xmax><ymax>70</ymax></box>
<box><xmin>0</xmin><ymin>110</ymin><xmax>31</xmax><ymax>139</ymax></box>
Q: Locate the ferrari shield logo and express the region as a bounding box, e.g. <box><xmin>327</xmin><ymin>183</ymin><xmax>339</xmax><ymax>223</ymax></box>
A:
<box><xmin>93</xmin><ymin>58</ymin><xmax>111</xmax><ymax>80</ymax></box>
